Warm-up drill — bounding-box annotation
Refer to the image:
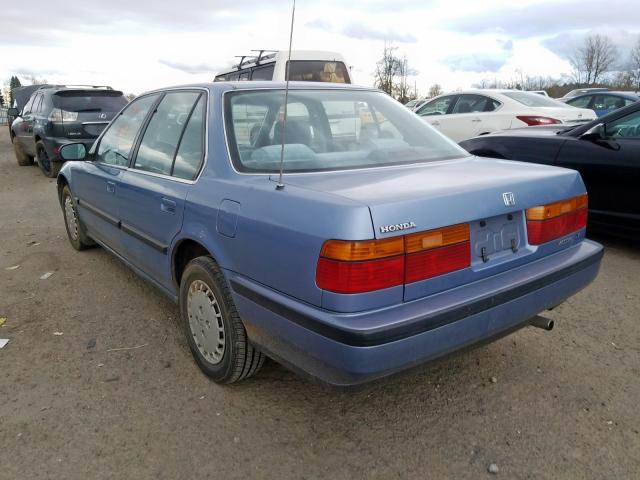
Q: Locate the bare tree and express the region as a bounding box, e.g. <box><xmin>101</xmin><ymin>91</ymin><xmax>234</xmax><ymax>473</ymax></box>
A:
<box><xmin>374</xmin><ymin>44</ymin><xmax>400</xmax><ymax>96</ymax></box>
<box><xmin>631</xmin><ymin>36</ymin><xmax>640</xmax><ymax>91</ymax></box>
<box><xmin>427</xmin><ymin>84</ymin><xmax>443</xmax><ymax>98</ymax></box>
<box><xmin>570</xmin><ymin>34</ymin><xmax>617</xmax><ymax>85</ymax></box>
<box><xmin>395</xmin><ymin>56</ymin><xmax>411</xmax><ymax>103</ymax></box>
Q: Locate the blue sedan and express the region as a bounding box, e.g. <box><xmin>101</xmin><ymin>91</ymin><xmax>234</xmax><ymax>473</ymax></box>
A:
<box><xmin>565</xmin><ymin>91</ymin><xmax>639</xmax><ymax>117</ymax></box>
<box><xmin>56</xmin><ymin>82</ymin><xmax>603</xmax><ymax>385</ymax></box>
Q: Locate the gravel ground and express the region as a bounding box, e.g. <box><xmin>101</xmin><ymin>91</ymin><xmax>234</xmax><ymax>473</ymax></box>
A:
<box><xmin>1</xmin><ymin>133</ymin><xmax>639</xmax><ymax>479</ymax></box>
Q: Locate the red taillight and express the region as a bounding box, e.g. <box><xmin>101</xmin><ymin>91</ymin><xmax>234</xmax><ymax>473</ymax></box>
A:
<box><xmin>526</xmin><ymin>194</ymin><xmax>588</xmax><ymax>245</ymax></box>
<box><xmin>317</xmin><ymin>224</ymin><xmax>471</xmax><ymax>294</ymax></box>
<box><xmin>316</xmin><ymin>256</ymin><xmax>405</xmax><ymax>294</ymax></box>
<box><xmin>405</xmin><ymin>242</ymin><xmax>471</xmax><ymax>284</ymax></box>
<box><xmin>516</xmin><ymin>115</ymin><xmax>561</xmax><ymax>126</ymax></box>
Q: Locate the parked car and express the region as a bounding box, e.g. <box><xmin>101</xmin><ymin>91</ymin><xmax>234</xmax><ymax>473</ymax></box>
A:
<box><xmin>414</xmin><ymin>89</ymin><xmax>597</xmax><ymax>142</ymax></box>
<box><xmin>563</xmin><ymin>91</ymin><xmax>639</xmax><ymax>117</ymax></box>
<box><xmin>557</xmin><ymin>87</ymin><xmax>609</xmax><ymax>101</ymax></box>
<box><xmin>6</xmin><ymin>84</ymin><xmax>48</xmax><ymax>135</ymax></box>
<box><xmin>56</xmin><ymin>82</ymin><xmax>603</xmax><ymax>385</ymax></box>
<box><xmin>460</xmin><ymin>101</ymin><xmax>640</xmax><ymax>239</ymax></box>
<box><xmin>214</xmin><ymin>50</ymin><xmax>351</xmax><ymax>83</ymax></box>
<box><xmin>8</xmin><ymin>85</ymin><xmax>128</xmax><ymax>177</ymax></box>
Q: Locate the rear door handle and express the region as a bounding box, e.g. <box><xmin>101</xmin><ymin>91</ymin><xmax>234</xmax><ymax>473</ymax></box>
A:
<box><xmin>106</xmin><ymin>181</ymin><xmax>116</xmax><ymax>194</ymax></box>
<box><xmin>160</xmin><ymin>198</ymin><xmax>176</xmax><ymax>214</ymax></box>
<box><xmin>432</xmin><ymin>121</ymin><xmax>441</xmax><ymax>126</ymax></box>
<box><xmin>472</xmin><ymin>118</ymin><xmax>482</xmax><ymax>123</ymax></box>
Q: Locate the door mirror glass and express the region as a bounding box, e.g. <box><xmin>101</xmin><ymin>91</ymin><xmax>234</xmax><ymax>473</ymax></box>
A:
<box><xmin>59</xmin><ymin>143</ymin><xmax>87</xmax><ymax>161</ymax></box>
<box><xmin>580</xmin><ymin>123</ymin><xmax>607</xmax><ymax>141</ymax></box>
<box><xmin>7</xmin><ymin>108</ymin><xmax>19</xmax><ymax>117</ymax></box>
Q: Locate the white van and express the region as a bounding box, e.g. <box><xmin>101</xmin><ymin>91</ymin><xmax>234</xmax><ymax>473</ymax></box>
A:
<box><xmin>214</xmin><ymin>50</ymin><xmax>351</xmax><ymax>83</ymax></box>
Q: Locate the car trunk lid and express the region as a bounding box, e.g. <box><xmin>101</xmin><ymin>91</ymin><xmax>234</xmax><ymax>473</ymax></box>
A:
<box><xmin>53</xmin><ymin>90</ymin><xmax>128</xmax><ymax>139</ymax></box>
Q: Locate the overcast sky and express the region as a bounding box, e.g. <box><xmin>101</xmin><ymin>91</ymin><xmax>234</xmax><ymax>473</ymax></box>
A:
<box><xmin>2</xmin><ymin>0</ymin><xmax>639</xmax><ymax>96</ymax></box>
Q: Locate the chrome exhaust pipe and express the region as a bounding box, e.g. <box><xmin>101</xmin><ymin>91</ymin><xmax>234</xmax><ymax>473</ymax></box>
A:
<box><xmin>529</xmin><ymin>315</ymin><xmax>554</xmax><ymax>331</ymax></box>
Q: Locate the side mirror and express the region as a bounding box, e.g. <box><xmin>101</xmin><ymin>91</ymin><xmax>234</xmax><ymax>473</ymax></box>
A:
<box><xmin>7</xmin><ymin>108</ymin><xmax>19</xmax><ymax>117</ymax></box>
<box><xmin>59</xmin><ymin>143</ymin><xmax>87</xmax><ymax>161</ymax></box>
<box><xmin>580</xmin><ymin>123</ymin><xmax>607</xmax><ymax>141</ymax></box>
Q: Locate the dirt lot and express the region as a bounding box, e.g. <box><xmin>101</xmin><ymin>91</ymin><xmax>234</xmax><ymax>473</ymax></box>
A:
<box><xmin>0</xmin><ymin>133</ymin><xmax>639</xmax><ymax>480</ymax></box>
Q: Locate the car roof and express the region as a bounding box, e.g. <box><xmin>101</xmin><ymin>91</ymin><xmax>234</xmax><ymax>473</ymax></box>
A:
<box><xmin>569</xmin><ymin>91</ymin><xmax>639</xmax><ymax>100</ymax></box>
<box><xmin>140</xmin><ymin>81</ymin><xmax>378</xmax><ymax>96</ymax></box>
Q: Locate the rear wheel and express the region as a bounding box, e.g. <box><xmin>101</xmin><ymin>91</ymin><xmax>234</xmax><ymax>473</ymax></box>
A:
<box><xmin>13</xmin><ymin>138</ymin><xmax>34</xmax><ymax>166</ymax></box>
<box><xmin>36</xmin><ymin>141</ymin><xmax>61</xmax><ymax>178</ymax></box>
<box><xmin>179</xmin><ymin>256</ymin><xmax>264</xmax><ymax>384</ymax></box>
<box><xmin>61</xmin><ymin>185</ymin><xmax>94</xmax><ymax>250</ymax></box>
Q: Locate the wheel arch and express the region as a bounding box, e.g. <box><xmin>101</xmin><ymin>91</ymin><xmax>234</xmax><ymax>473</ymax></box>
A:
<box><xmin>56</xmin><ymin>174</ymin><xmax>70</xmax><ymax>206</ymax></box>
<box><xmin>171</xmin><ymin>238</ymin><xmax>217</xmax><ymax>289</ymax></box>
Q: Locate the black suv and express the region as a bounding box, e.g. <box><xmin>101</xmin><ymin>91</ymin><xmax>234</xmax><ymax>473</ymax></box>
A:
<box><xmin>8</xmin><ymin>86</ymin><xmax>128</xmax><ymax>177</ymax></box>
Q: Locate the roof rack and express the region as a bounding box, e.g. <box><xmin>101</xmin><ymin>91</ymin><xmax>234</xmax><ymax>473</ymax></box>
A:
<box><xmin>233</xmin><ymin>50</ymin><xmax>278</xmax><ymax>70</ymax></box>
<box><xmin>41</xmin><ymin>84</ymin><xmax>114</xmax><ymax>90</ymax></box>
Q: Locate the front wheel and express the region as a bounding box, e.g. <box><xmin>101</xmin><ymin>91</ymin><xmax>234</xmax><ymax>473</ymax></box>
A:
<box><xmin>36</xmin><ymin>141</ymin><xmax>61</xmax><ymax>178</ymax></box>
<box><xmin>61</xmin><ymin>185</ymin><xmax>95</xmax><ymax>251</ymax></box>
<box><xmin>179</xmin><ymin>256</ymin><xmax>264</xmax><ymax>384</ymax></box>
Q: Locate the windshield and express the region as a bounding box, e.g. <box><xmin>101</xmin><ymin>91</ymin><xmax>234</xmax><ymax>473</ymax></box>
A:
<box><xmin>225</xmin><ymin>89</ymin><xmax>467</xmax><ymax>173</ymax></box>
<box><xmin>53</xmin><ymin>91</ymin><xmax>128</xmax><ymax>112</ymax></box>
<box><xmin>502</xmin><ymin>91</ymin><xmax>568</xmax><ymax>108</ymax></box>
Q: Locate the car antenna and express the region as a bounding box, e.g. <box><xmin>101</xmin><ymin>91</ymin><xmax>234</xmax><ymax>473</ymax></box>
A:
<box><xmin>276</xmin><ymin>0</ymin><xmax>296</xmax><ymax>191</ymax></box>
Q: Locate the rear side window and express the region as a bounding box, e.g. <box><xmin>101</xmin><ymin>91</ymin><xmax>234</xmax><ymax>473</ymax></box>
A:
<box><xmin>173</xmin><ymin>96</ymin><xmax>206</xmax><ymax>180</ymax></box>
<box><xmin>53</xmin><ymin>91</ymin><xmax>128</xmax><ymax>112</ymax></box>
<box><xmin>287</xmin><ymin>61</ymin><xmax>350</xmax><ymax>83</ymax></box>
<box><xmin>96</xmin><ymin>94</ymin><xmax>159</xmax><ymax>166</ymax></box>
<box><xmin>22</xmin><ymin>95</ymin><xmax>36</xmax><ymax>115</ymax></box>
<box><xmin>134</xmin><ymin>91</ymin><xmax>201</xmax><ymax>176</ymax></box>
<box><xmin>452</xmin><ymin>94</ymin><xmax>499</xmax><ymax>114</ymax></box>
<box><xmin>592</xmin><ymin>95</ymin><xmax>625</xmax><ymax>112</ymax></box>
<box><xmin>251</xmin><ymin>64</ymin><xmax>275</xmax><ymax>81</ymax></box>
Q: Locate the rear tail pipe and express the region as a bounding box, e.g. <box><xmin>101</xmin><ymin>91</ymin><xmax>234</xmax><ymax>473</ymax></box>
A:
<box><xmin>529</xmin><ymin>315</ymin><xmax>554</xmax><ymax>331</ymax></box>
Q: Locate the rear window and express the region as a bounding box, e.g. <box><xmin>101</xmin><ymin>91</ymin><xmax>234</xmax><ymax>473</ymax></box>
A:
<box><xmin>287</xmin><ymin>61</ymin><xmax>350</xmax><ymax>83</ymax></box>
<box><xmin>53</xmin><ymin>91</ymin><xmax>128</xmax><ymax>112</ymax></box>
<box><xmin>225</xmin><ymin>89</ymin><xmax>466</xmax><ymax>173</ymax></box>
<box><xmin>502</xmin><ymin>91</ymin><xmax>567</xmax><ymax>108</ymax></box>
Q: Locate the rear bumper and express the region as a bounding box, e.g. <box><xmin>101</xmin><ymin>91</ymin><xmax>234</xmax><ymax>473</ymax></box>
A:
<box><xmin>229</xmin><ymin>240</ymin><xmax>603</xmax><ymax>386</ymax></box>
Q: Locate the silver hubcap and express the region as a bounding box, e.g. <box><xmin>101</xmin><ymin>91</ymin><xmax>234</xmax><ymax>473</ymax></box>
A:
<box><xmin>187</xmin><ymin>280</ymin><xmax>225</xmax><ymax>364</ymax></box>
<box><xmin>64</xmin><ymin>196</ymin><xmax>79</xmax><ymax>241</ymax></box>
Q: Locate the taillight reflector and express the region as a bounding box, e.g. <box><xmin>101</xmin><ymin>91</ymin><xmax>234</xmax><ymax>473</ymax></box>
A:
<box><xmin>526</xmin><ymin>194</ymin><xmax>588</xmax><ymax>245</ymax></box>
<box><xmin>404</xmin><ymin>223</ymin><xmax>469</xmax><ymax>253</ymax></box>
<box><xmin>316</xmin><ymin>256</ymin><xmax>405</xmax><ymax>294</ymax></box>
<box><xmin>405</xmin><ymin>242</ymin><xmax>471</xmax><ymax>284</ymax></box>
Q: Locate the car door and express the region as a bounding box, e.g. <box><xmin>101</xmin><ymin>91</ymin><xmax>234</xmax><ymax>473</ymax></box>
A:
<box><xmin>14</xmin><ymin>94</ymin><xmax>38</xmax><ymax>156</ymax></box>
<box><xmin>118</xmin><ymin>90</ymin><xmax>206</xmax><ymax>289</ymax></box>
<box><xmin>444</xmin><ymin>94</ymin><xmax>500</xmax><ymax>141</ymax></box>
<box><xmin>556</xmin><ymin>108</ymin><xmax>640</xmax><ymax>231</ymax></box>
<box><xmin>73</xmin><ymin>93</ymin><xmax>160</xmax><ymax>252</ymax></box>
<box><xmin>415</xmin><ymin>95</ymin><xmax>458</xmax><ymax>136</ymax></box>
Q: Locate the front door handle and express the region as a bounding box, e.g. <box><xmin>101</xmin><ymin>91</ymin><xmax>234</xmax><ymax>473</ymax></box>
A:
<box><xmin>106</xmin><ymin>181</ymin><xmax>116</xmax><ymax>194</ymax></box>
<box><xmin>472</xmin><ymin>118</ymin><xmax>482</xmax><ymax>123</ymax></box>
<box><xmin>161</xmin><ymin>198</ymin><xmax>176</xmax><ymax>214</ymax></box>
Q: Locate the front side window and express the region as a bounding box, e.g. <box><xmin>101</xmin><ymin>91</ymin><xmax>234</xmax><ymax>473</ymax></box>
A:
<box><xmin>134</xmin><ymin>91</ymin><xmax>201</xmax><ymax>176</ymax></box>
<box><xmin>95</xmin><ymin>94</ymin><xmax>159</xmax><ymax>166</ymax></box>
<box><xmin>567</xmin><ymin>95</ymin><xmax>592</xmax><ymax>108</ymax></box>
<box><xmin>22</xmin><ymin>95</ymin><xmax>36</xmax><ymax>115</ymax></box>
<box><xmin>607</xmin><ymin>111</ymin><xmax>640</xmax><ymax>139</ymax></box>
<box><xmin>225</xmin><ymin>89</ymin><xmax>466</xmax><ymax>173</ymax></box>
<box><xmin>417</xmin><ymin>96</ymin><xmax>455</xmax><ymax>116</ymax></box>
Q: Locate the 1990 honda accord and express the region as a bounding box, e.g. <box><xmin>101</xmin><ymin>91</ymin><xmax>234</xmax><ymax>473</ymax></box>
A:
<box><xmin>56</xmin><ymin>82</ymin><xmax>603</xmax><ymax>385</ymax></box>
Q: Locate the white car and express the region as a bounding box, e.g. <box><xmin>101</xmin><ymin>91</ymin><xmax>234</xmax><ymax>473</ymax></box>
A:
<box><xmin>415</xmin><ymin>89</ymin><xmax>597</xmax><ymax>142</ymax></box>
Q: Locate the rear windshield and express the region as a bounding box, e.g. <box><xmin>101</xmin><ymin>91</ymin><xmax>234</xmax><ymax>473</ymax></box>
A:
<box><xmin>225</xmin><ymin>89</ymin><xmax>467</xmax><ymax>173</ymax></box>
<box><xmin>502</xmin><ymin>91</ymin><xmax>568</xmax><ymax>108</ymax></box>
<box><xmin>53</xmin><ymin>91</ymin><xmax>128</xmax><ymax>112</ymax></box>
<box><xmin>287</xmin><ymin>61</ymin><xmax>350</xmax><ymax>83</ymax></box>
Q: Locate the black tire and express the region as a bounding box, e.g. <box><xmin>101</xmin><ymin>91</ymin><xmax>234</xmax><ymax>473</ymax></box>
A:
<box><xmin>179</xmin><ymin>256</ymin><xmax>264</xmax><ymax>383</ymax></box>
<box><xmin>61</xmin><ymin>185</ymin><xmax>95</xmax><ymax>251</ymax></box>
<box><xmin>36</xmin><ymin>141</ymin><xmax>62</xmax><ymax>178</ymax></box>
<box><xmin>13</xmin><ymin>138</ymin><xmax>34</xmax><ymax>166</ymax></box>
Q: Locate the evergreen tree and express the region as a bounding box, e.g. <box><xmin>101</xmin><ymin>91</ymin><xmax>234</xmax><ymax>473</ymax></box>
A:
<box><xmin>9</xmin><ymin>76</ymin><xmax>22</xmax><ymax>105</ymax></box>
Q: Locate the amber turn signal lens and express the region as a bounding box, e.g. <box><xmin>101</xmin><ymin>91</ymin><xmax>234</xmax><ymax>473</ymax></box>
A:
<box><xmin>320</xmin><ymin>237</ymin><xmax>405</xmax><ymax>261</ymax></box>
<box><xmin>404</xmin><ymin>223</ymin><xmax>470</xmax><ymax>254</ymax></box>
<box><xmin>526</xmin><ymin>194</ymin><xmax>588</xmax><ymax>221</ymax></box>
